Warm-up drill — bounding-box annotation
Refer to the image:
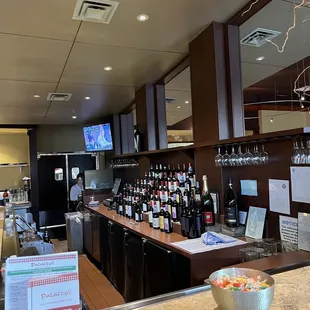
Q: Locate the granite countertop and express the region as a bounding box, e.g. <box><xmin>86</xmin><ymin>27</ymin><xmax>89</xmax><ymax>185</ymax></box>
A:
<box><xmin>142</xmin><ymin>266</ymin><xmax>310</xmax><ymax>310</ymax></box>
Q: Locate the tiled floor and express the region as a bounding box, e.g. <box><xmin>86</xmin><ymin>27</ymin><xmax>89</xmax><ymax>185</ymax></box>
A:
<box><xmin>52</xmin><ymin>239</ymin><xmax>125</xmax><ymax>310</ymax></box>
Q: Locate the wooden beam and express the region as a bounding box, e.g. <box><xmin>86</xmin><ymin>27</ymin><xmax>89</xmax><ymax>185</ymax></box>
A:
<box><xmin>155</xmin><ymin>84</ymin><xmax>168</xmax><ymax>149</ymax></box>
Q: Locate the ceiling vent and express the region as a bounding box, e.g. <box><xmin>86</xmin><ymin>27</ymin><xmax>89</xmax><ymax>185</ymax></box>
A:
<box><xmin>165</xmin><ymin>97</ymin><xmax>176</xmax><ymax>104</ymax></box>
<box><xmin>241</xmin><ymin>28</ymin><xmax>281</xmax><ymax>47</ymax></box>
<box><xmin>72</xmin><ymin>0</ymin><xmax>119</xmax><ymax>24</ymax></box>
<box><xmin>47</xmin><ymin>93</ymin><xmax>72</xmax><ymax>101</ymax></box>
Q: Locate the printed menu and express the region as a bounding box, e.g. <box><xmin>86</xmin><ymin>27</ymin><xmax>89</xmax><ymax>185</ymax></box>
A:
<box><xmin>5</xmin><ymin>252</ymin><xmax>79</xmax><ymax>310</ymax></box>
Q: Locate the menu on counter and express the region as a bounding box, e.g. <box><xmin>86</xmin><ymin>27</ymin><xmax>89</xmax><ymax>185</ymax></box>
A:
<box><xmin>298</xmin><ymin>213</ymin><xmax>310</xmax><ymax>252</ymax></box>
<box><xmin>5</xmin><ymin>252</ymin><xmax>79</xmax><ymax>310</ymax></box>
<box><xmin>279</xmin><ymin>215</ymin><xmax>298</xmax><ymax>244</ymax></box>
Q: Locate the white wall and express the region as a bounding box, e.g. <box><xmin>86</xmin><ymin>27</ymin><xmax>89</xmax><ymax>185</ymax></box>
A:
<box><xmin>36</xmin><ymin>125</ymin><xmax>85</xmax><ymax>153</ymax></box>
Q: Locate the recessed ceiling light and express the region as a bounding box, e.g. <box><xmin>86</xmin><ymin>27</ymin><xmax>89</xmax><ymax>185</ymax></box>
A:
<box><xmin>104</xmin><ymin>66</ymin><xmax>113</xmax><ymax>71</ymax></box>
<box><xmin>34</xmin><ymin>95</ymin><xmax>40</xmax><ymax>98</ymax></box>
<box><xmin>85</xmin><ymin>96</ymin><xmax>91</xmax><ymax>100</ymax></box>
<box><xmin>72</xmin><ymin>116</ymin><xmax>77</xmax><ymax>119</ymax></box>
<box><xmin>137</xmin><ymin>14</ymin><xmax>149</xmax><ymax>22</ymax></box>
<box><xmin>185</xmin><ymin>101</ymin><xmax>189</xmax><ymax>104</ymax></box>
<box><xmin>256</xmin><ymin>56</ymin><xmax>265</xmax><ymax>61</ymax></box>
<box><xmin>176</xmin><ymin>105</ymin><xmax>181</xmax><ymax>109</ymax></box>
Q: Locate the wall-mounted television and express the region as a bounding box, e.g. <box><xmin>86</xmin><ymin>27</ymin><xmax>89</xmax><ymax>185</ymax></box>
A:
<box><xmin>83</xmin><ymin>123</ymin><xmax>113</xmax><ymax>152</ymax></box>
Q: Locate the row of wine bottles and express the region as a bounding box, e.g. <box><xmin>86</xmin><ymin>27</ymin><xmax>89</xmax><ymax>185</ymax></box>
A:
<box><xmin>115</xmin><ymin>162</ymin><xmax>240</xmax><ymax>238</ymax></box>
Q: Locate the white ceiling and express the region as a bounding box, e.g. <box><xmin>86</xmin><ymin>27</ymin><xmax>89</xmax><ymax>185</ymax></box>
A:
<box><xmin>0</xmin><ymin>0</ymin><xmax>251</xmax><ymax>125</ymax></box>
<box><xmin>165</xmin><ymin>0</ymin><xmax>310</xmax><ymax>125</ymax></box>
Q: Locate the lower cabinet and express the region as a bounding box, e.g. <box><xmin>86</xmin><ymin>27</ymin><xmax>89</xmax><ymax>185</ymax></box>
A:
<box><xmin>100</xmin><ymin>217</ymin><xmax>112</xmax><ymax>281</ymax></box>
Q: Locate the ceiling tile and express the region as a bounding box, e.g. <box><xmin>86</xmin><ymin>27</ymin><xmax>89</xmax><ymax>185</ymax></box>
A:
<box><xmin>0</xmin><ymin>80</ymin><xmax>56</xmax><ymax>107</ymax></box>
<box><xmin>0</xmin><ymin>34</ymin><xmax>72</xmax><ymax>82</ymax></box>
<box><xmin>0</xmin><ymin>0</ymin><xmax>80</xmax><ymax>41</ymax></box>
<box><xmin>76</xmin><ymin>0</ymin><xmax>250</xmax><ymax>53</ymax></box>
<box><xmin>0</xmin><ymin>107</ymin><xmax>47</xmax><ymax>124</ymax></box>
<box><xmin>44</xmin><ymin>83</ymin><xmax>135</xmax><ymax>123</ymax></box>
<box><xmin>61</xmin><ymin>42</ymin><xmax>184</xmax><ymax>87</ymax></box>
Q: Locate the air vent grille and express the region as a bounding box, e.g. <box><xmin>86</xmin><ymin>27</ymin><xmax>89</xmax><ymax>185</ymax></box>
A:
<box><xmin>241</xmin><ymin>28</ymin><xmax>281</xmax><ymax>47</ymax></box>
<box><xmin>165</xmin><ymin>97</ymin><xmax>176</xmax><ymax>104</ymax></box>
<box><xmin>72</xmin><ymin>0</ymin><xmax>119</xmax><ymax>24</ymax></box>
<box><xmin>47</xmin><ymin>93</ymin><xmax>72</xmax><ymax>101</ymax></box>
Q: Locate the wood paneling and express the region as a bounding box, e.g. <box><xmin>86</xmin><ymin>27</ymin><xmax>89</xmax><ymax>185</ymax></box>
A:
<box><xmin>112</xmin><ymin>114</ymin><xmax>121</xmax><ymax>156</ymax></box>
<box><xmin>189</xmin><ymin>22</ymin><xmax>229</xmax><ymax>143</ymax></box>
<box><xmin>155</xmin><ymin>84</ymin><xmax>168</xmax><ymax>149</ymax></box>
<box><xmin>120</xmin><ymin>113</ymin><xmax>134</xmax><ymax>154</ymax></box>
<box><xmin>136</xmin><ymin>84</ymin><xmax>157</xmax><ymax>151</ymax></box>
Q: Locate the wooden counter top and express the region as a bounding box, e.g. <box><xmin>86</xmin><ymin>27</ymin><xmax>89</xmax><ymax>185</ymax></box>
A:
<box><xmin>86</xmin><ymin>205</ymin><xmax>188</xmax><ymax>256</ymax></box>
<box><xmin>141</xmin><ymin>265</ymin><xmax>310</xmax><ymax>310</ymax></box>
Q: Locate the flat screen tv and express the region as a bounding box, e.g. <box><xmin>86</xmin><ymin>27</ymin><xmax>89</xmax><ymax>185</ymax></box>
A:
<box><xmin>83</xmin><ymin>123</ymin><xmax>113</xmax><ymax>152</ymax></box>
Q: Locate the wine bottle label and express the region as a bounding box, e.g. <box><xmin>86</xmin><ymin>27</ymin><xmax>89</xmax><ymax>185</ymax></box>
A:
<box><xmin>203</xmin><ymin>212</ymin><xmax>213</xmax><ymax>224</ymax></box>
<box><xmin>135</xmin><ymin>213</ymin><xmax>140</xmax><ymax>221</ymax></box>
<box><xmin>160</xmin><ymin>216</ymin><xmax>164</xmax><ymax>229</ymax></box>
<box><xmin>183</xmin><ymin>196</ymin><xmax>188</xmax><ymax>207</ymax></box>
<box><xmin>168</xmin><ymin>205</ymin><xmax>172</xmax><ymax>215</ymax></box>
<box><xmin>195</xmin><ymin>216</ymin><xmax>201</xmax><ymax>230</ymax></box>
<box><xmin>164</xmin><ymin>218</ymin><xmax>169</xmax><ymax>231</ymax></box>
<box><xmin>172</xmin><ymin>207</ymin><xmax>177</xmax><ymax>219</ymax></box>
<box><xmin>142</xmin><ymin>203</ymin><xmax>148</xmax><ymax>212</ymax></box>
<box><xmin>176</xmin><ymin>194</ymin><xmax>180</xmax><ymax>203</ymax></box>
<box><xmin>119</xmin><ymin>205</ymin><xmax>123</xmax><ymax>212</ymax></box>
<box><xmin>195</xmin><ymin>194</ymin><xmax>201</xmax><ymax>201</ymax></box>
<box><xmin>185</xmin><ymin>183</ymin><xmax>190</xmax><ymax>190</ymax></box>
<box><xmin>169</xmin><ymin>182</ymin><xmax>174</xmax><ymax>192</ymax></box>
<box><xmin>153</xmin><ymin>217</ymin><xmax>159</xmax><ymax>228</ymax></box>
<box><xmin>148</xmin><ymin>211</ymin><xmax>153</xmax><ymax>223</ymax></box>
<box><xmin>190</xmin><ymin>178</ymin><xmax>194</xmax><ymax>187</ymax></box>
<box><xmin>128</xmin><ymin>208</ymin><xmax>132</xmax><ymax>217</ymax></box>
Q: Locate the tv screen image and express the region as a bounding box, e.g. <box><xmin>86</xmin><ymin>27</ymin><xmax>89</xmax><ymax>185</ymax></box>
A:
<box><xmin>83</xmin><ymin>123</ymin><xmax>113</xmax><ymax>151</ymax></box>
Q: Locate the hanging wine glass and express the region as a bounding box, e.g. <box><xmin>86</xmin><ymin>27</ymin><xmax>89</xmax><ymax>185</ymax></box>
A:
<box><xmin>236</xmin><ymin>144</ymin><xmax>245</xmax><ymax>166</ymax></box>
<box><xmin>252</xmin><ymin>143</ymin><xmax>261</xmax><ymax>165</ymax></box>
<box><xmin>260</xmin><ymin>143</ymin><xmax>269</xmax><ymax>165</ymax></box>
<box><xmin>306</xmin><ymin>140</ymin><xmax>310</xmax><ymax>164</ymax></box>
<box><xmin>300</xmin><ymin>139</ymin><xmax>307</xmax><ymax>164</ymax></box>
<box><xmin>215</xmin><ymin>147</ymin><xmax>223</xmax><ymax>167</ymax></box>
<box><xmin>292</xmin><ymin>140</ymin><xmax>300</xmax><ymax>164</ymax></box>
<box><xmin>222</xmin><ymin>146</ymin><xmax>230</xmax><ymax>167</ymax></box>
<box><xmin>244</xmin><ymin>144</ymin><xmax>253</xmax><ymax>165</ymax></box>
<box><xmin>229</xmin><ymin>145</ymin><xmax>238</xmax><ymax>166</ymax></box>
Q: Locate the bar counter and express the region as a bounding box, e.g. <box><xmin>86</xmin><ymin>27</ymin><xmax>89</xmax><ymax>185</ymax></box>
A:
<box><xmin>86</xmin><ymin>204</ymin><xmax>251</xmax><ymax>287</ymax></box>
<box><xmin>107</xmin><ymin>264</ymin><xmax>310</xmax><ymax>310</ymax></box>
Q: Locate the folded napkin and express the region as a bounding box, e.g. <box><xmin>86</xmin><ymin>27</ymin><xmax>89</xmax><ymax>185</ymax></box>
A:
<box><xmin>201</xmin><ymin>232</ymin><xmax>237</xmax><ymax>246</ymax></box>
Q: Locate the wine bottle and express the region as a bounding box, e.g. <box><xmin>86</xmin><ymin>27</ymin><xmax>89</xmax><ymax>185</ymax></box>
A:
<box><xmin>152</xmin><ymin>210</ymin><xmax>160</xmax><ymax>229</ymax></box>
<box><xmin>164</xmin><ymin>211</ymin><xmax>172</xmax><ymax>234</ymax></box>
<box><xmin>171</xmin><ymin>194</ymin><xmax>178</xmax><ymax>222</ymax></box>
<box><xmin>148</xmin><ymin>203</ymin><xmax>153</xmax><ymax>227</ymax></box>
<box><xmin>195</xmin><ymin>202</ymin><xmax>202</xmax><ymax>238</ymax></box>
<box><xmin>135</xmin><ymin>199</ymin><xmax>143</xmax><ymax>222</ymax></box>
<box><xmin>188</xmin><ymin>163</ymin><xmax>194</xmax><ymax>187</ymax></box>
<box><xmin>187</xmin><ymin>206</ymin><xmax>196</xmax><ymax>239</ymax></box>
<box><xmin>159</xmin><ymin>206</ymin><xmax>165</xmax><ymax>232</ymax></box>
<box><xmin>224</xmin><ymin>177</ymin><xmax>240</xmax><ymax>227</ymax></box>
<box><xmin>166</xmin><ymin>192</ymin><xmax>172</xmax><ymax>215</ymax></box>
<box><xmin>195</xmin><ymin>181</ymin><xmax>201</xmax><ymax>202</ymax></box>
<box><xmin>142</xmin><ymin>193</ymin><xmax>148</xmax><ymax>212</ymax></box>
<box><xmin>180</xmin><ymin>204</ymin><xmax>187</xmax><ymax>237</ymax></box>
<box><xmin>201</xmin><ymin>175</ymin><xmax>215</xmax><ymax>227</ymax></box>
<box><xmin>119</xmin><ymin>195</ymin><xmax>124</xmax><ymax>216</ymax></box>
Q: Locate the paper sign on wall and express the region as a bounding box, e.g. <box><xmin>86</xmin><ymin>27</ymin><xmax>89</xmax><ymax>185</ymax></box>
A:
<box><xmin>291</xmin><ymin>167</ymin><xmax>310</xmax><ymax>203</ymax></box>
<box><xmin>245</xmin><ymin>206</ymin><xmax>266</xmax><ymax>239</ymax></box>
<box><xmin>298</xmin><ymin>213</ymin><xmax>310</xmax><ymax>252</ymax></box>
<box><xmin>279</xmin><ymin>215</ymin><xmax>298</xmax><ymax>244</ymax></box>
<box><xmin>269</xmin><ymin>179</ymin><xmax>290</xmax><ymax>215</ymax></box>
<box><xmin>240</xmin><ymin>180</ymin><xmax>258</xmax><ymax>196</ymax></box>
<box><xmin>5</xmin><ymin>252</ymin><xmax>79</xmax><ymax>310</ymax></box>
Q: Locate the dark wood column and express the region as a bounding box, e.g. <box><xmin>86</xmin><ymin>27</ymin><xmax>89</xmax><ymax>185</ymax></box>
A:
<box><xmin>135</xmin><ymin>84</ymin><xmax>157</xmax><ymax>151</ymax></box>
<box><xmin>120</xmin><ymin>112</ymin><xmax>135</xmax><ymax>154</ymax></box>
<box><xmin>28</xmin><ymin>128</ymin><xmax>39</xmax><ymax>226</ymax></box>
<box><xmin>189</xmin><ymin>22</ymin><xmax>230</xmax><ymax>143</ymax></box>
<box><xmin>226</xmin><ymin>24</ymin><xmax>245</xmax><ymax>138</ymax></box>
<box><xmin>112</xmin><ymin>114</ymin><xmax>122</xmax><ymax>155</ymax></box>
<box><xmin>155</xmin><ymin>84</ymin><xmax>168</xmax><ymax>149</ymax></box>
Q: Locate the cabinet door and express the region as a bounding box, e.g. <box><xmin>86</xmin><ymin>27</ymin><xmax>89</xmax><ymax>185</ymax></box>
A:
<box><xmin>100</xmin><ymin>217</ymin><xmax>112</xmax><ymax>280</ymax></box>
<box><xmin>111</xmin><ymin>224</ymin><xmax>125</xmax><ymax>296</ymax></box>
<box><xmin>144</xmin><ymin>241</ymin><xmax>174</xmax><ymax>298</ymax></box>
<box><xmin>83</xmin><ymin>211</ymin><xmax>92</xmax><ymax>255</ymax></box>
<box><xmin>124</xmin><ymin>232</ymin><xmax>144</xmax><ymax>302</ymax></box>
<box><xmin>92</xmin><ymin>213</ymin><xmax>101</xmax><ymax>264</ymax></box>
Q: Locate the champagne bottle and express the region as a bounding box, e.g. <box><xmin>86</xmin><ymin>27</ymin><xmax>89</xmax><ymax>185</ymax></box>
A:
<box><xmin>224</xmin><ymin>177</ymin><xmax>240</xmax><ymax>227</ymax></box>
<box><xmin>201</xmin><ymin>175</ymin><xmax>215</xmax><ymax>227</ymax></box>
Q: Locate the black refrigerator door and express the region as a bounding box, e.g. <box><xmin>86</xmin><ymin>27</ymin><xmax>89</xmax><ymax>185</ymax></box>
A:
<box><xmin>92</xmin><ymin>213</ymin><xmax>101</xmax><ymax>264</ymax></box>
<box><xmin>67</xmin><ymin>154</ymin><xmax>96</xmax><ymax>190</ymax></box>
<box><xmin>110</xmin><ymin>224</ymin><xmax>125</xmax><ymax>296</ymax></box>
<box><xmin>144</xmin><ymin>241</ymin><xmax>174</xmax><ymax>298</ymax></box>
<box><xmin>100</xmin><ymin>217</ymin><xmax>112</xmax><ymax>280</ymax></box>
<box><xmin>124</xmin><ymin>233</ymin><xmax>144</xmax><ymax>302</ymax></box>
<box><xmin>38</xmin><ymin>155</ymin><xmax>67</xmax><ymax>227</ymax></box>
